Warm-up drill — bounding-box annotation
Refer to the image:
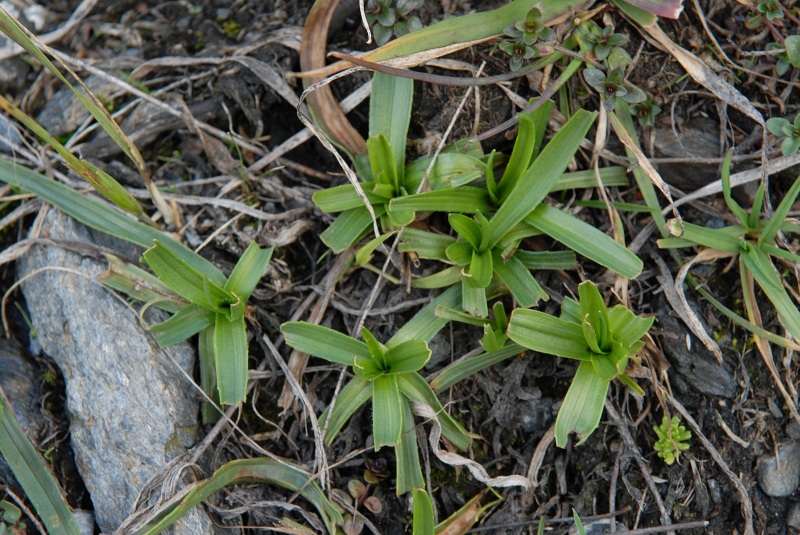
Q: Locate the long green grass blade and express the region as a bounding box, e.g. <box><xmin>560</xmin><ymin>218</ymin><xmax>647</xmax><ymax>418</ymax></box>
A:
<box><xmin>282</xmin><ymin>322</ymin><xmax>371</xmax><ymax>365</ymax></box>
<box><xmin>320</xmin><ymin>206</ymin><xmax>382</xmax><ymax>253</ymax></box>
<box><xmin>554</xmin><ymin>361</ymin><xmax>609</xmax><ymax>447</ymax></box>
<box><xmin>498</xmin><ymin>112</ymin><xmax>537</xmax><ymax>199</ymax></box>
<box><xmin>525</xmin><ymin>204</ymin><xmax>642</xmax><ymax>279</ymax></box>
<box><xmin>390</xmin><ymin>187</ymin><xmax>492</xmax><ymax>214</ymax></box>
<box><xmin>0</xmin><ymin>395</ymin><xmax>81</xmax><ymax>535</ymax></box>
<box><xmin>413</xmin><ymin>489</ymin><xmax>435</xmax><ymax>535</ymax></box>
<box><xmin>137</xmin><ymin>458</ymin><xmax>342</xmax><ymax>535</ymax></box>
<box><xmin>321</xmin><ymin>376</ymin><xmax>372</xmax><ymax>444</ymax></box>
<box><xmin>213</xmin><ymin>315</ymin><xmax>249</xmax><ymax>405</ymax></box>
<box><xmin>199</xmin><ymin>326</ymin><xmax>219</xmax><ymax>424</ymax></box>
<box><xmin>149</xmin><ymin>304</ymin><xmax>215</xmax><ymax>346</ymax></box>
<box><xmin>550</xmin><ymin>166</ymin><xmax>628</xmax><ymax>192</ymax></box>
<box><xmin>489</xmin><ymin>110</ymin><xmax>596</xmax><ymax>248</ymax></box>
<box><xmin>492</xmin><ymin>251</ymin><xmax>547</xmax><ymax>307</ymax></box>
<box><xmin>313</xmin><ymin>184</ymin><xmax>385</xmax><ymax>213</ymax></box>
<box><xmin>100</xmin><ymin>254</ymin><xmax>183</xmax><ymax>314</ymax></box>
<box><xmin>759</xmin><ymin>175</ymin><xmax>800</xmax><ymax>248</ymax></box>
<box><xmin>412</xmin><ymin>266</ymin><xmax>463</xmax><ymax>289</ymax></box>
<box><xmin>515</xmin><ymin>250</ymin><xmax>577</xmax><ymax>270</ymax></box>
<box><xmin>399</xmin><ymin>227</ymin><xmax>454</xmax><ymax>261</ymax></box>
<box><xmin>225</xmin><ymin>243</ymin><xmax>273</xmax><ymax>301</ymax></box>
<box><xmin>507</xmin><ymin>309</ymin><xmax>592</xmax><ymax>360</ymax></box>
<box><xmin>389</xmin><ymin>285</ymin><xmax>462</xmax><ymax>346</ymax></box>
<box><xmin>395</xmin><ymin>399</ymin><xmax>424</xmax><ymax>495</ymax></box>
<box><xmin>430</xmin><ymin>343</ymin><xmax>524</xmax><ymax>393</ymax></box>
<box><xmin>397</xmin><ymin>372</ymin><xmax>472</xmax><ymax>450</ymax></box>
<box><xmin>372</xmin><ymin>375</ymin><xmax>404</xmax><ymax>448</ymax></box>
<box><xmin>370</xmin><ymin>73</ymin><xmax>413</xmax><ymax>176</ymax></box>
<box><xmin>0</xmin><ymin>158</ymin><xmax>224</xmax><ymax>281</ymax></box>
<box><xmin>741</xmin><ymin>245</ymin><xmax>800</xmax><ymax>340</ymax></box>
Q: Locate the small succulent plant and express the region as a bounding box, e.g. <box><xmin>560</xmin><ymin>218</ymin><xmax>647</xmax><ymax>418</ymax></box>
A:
<box><xmin>653</xmin><ymin>415</ymin><xmax>691</xmax><ymax>465</ymax></box>
<box><xmin>630</xmin><ymin>98</ymin><xmax>662</xmax><ymax>127</ymax></box>
<box><xmin>585</xmin><ymin>25</ymin><xmax>629</xmax><ymax>61</ymax></box>
<box><xmin>584</xmin><ymin>68</ymin><xmax>646</xmax><ymax>112</ymax></box>
<box><xmin>365</xmin><ymin>0</ymin><xmax>423</xmax><ymax>46</ymax></box>
<box><xmin>500</xmin><ymin>5</ymin><xmax>555</xmax><ymax>71</ymax></box>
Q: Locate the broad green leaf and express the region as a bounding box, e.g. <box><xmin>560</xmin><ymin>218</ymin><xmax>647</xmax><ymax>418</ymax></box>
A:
<box><xmin>399</xmin><ymin>227</ymin><xmax>454</xmax><ymax>261</ymax></box>
<box><xmin>554</xmin><ymin>361</ymin><xmax>610</xmax><ymax>447</ymax></box>
<box><xmin>321</xmin><ymin>376</ymin><xmax>372</xmax><ymax>443</ymax></box>
<box><xmin>395</xmin><ymin>399</ymin><xmax>424</xmax><ymax>494</ymax></box>
<box><xmin>390</xmin><ymin>187</ymin><xmax>492</xmax><ymax>214</ymax></box>
<box><xmin>372</xmin><ymin>374</ymin><xmax>404</xmax><ymax>449</ymax></box>
<box><xmin>136</xmin><ymin>458</ymin><xmax>342</xmax><ymax>535</ymax></box>
<box><xmin>385</xmin><ymin>340</ymin><xmax>431</xmax><ymax>373</ymax></box>
<box><xmin>578</xmin><ymin>281</ymin><xmax>610</xmax><ymax>351</ymax></box>
<box><xmin>609</xmin><ymin>0</ymin><xmax>656</xmax><ymax>25</ymax></box>
<box><xmin>560</xmin><ymin>296</ymin><xmax>583</xmax><ymax>324</ymax></box>
<box><xmin>445</xmin><ymin>240</ymin><xmax>474</xmax><ymax>266</ymax></box>
<box><xmin>0</xmin><ymin>158</ymin><xmax>225</xmax><ymax>281</ymax></box>
<box><xmin>281</xmin><ymin>322</ymin><xmax>371</xmax><ymax>365</ymax></box>
<box><xmin>608</xmin><ymin>306</ymin><xmax>654</xmax><ymax>349</ymax></box>
<box><xmin>434</xmin><ymin>305</ymin><xmax>489</xmax><ymax>327</ymax></box>
<box><xmin>143</xmin><ymin>241</ymin><xmax>235</xmax><ymax>312</ymax></box>
<box><xmin>149</xmin><ymin>303</ymin><xmax>216</xmax><ymax>346</ymax></box>
<box><xmin>368</xmin><ymin>134</ymin><xmax>400</xmax><ymax>193</ymax></box>
<box><xmin>507</xmin><ymin>309</ymin><xmax>592</xmax><ymax>360</ymax></box>
<box><xmin>100</xmin><ymin>254</ymin><xmax>183</xmax><ymax>314</ymax></box>
<box><xmin>449</xmin><ymin>213</ymin><xmax>482</xmax><ymax>250</ymax></box>
<box><xmin>413</xmin><ymin>489</ymin><xmax>435</xmax><ymax>535</ymax></box>
<box><xmin>370</xmin><ymin>73</ymin><xmax>413</xmax><ymax>176</ymax></box>
<box><xmin>397</xmin><ymin>372</ymin><xmax>473</xmax><ymax>450</ymax></box>
<box><xmin>498</xmin><ymin>112</ymin><xmax>537</xmax><ymax>199</ymax></box>
<box><xmin>404</xmin><ymin>152</ymin><xmax>485</xmax><ymax>190</ymax></box>
<box><xmin>489</xmin><ymin>109</ymin><xmax>597</xmax><ymax>247</ymax></box>
<box><xmin>430</xmin><ymin>343</ymin><xmax>524</xmax><ymax>393</ymax></box>
<box><xmin>658</xmin><ymin>223</ymin><xmax>744</xmax><ymax>250</ymax></box>
<box><xmin>462</xmin><ymin>280</ymin><xmax>488</xmax><ymax>317</ymax></box>
<box><xmin>759</xmin><ymin>175</ymin><xmax>800</xmax><ymax>248</ymax></box>
<box><xmin>526</xmin><ymin>204</ymin><xmax>642</xmax><ymax>279</ymax></box>
<box><xmin>313</xmin><ymin>183</ymin><xmax>385</xmax><ymax>213</ymax></box>
<box><xmin>583</xmin><ymin>320</ymin><xmax>602</xmax><ymax>354</ymax></box>
<box><xmin>362</xmin><ymin>327</ymin><xmax>388</xmax><ymax>370</ymax></box>
<box><xmin>354</xmin><ymin>355</ymin><xmax>384</xmax><ymax>381</ymax></box>
<box><xmin>466</xmin><ymin>249</ymin><xmax>493</xmax><ymax>289</ymax></box>
<box><xmin>199</xmin><ymin>326</ymin><xmax>218</xmax><ymax>424</ymax></box>
<box><xmin>214</xmin><ymin>315</ymin><xmax>249</xmax><ymax>405</ymax></box>
<box><xmin>492</xmin><ymin>251</ymin><xmax>547</xmax><ymax>307</ymax></box>
<box><xmin>786</xmin><ymin>36</ymin><xmax>800</xmax><ymax>67</ymax></box>
<box><xmin>550</xmin><ymin>166</ymin><xmax>628</xmax><ymax>192</ymax></box>
<box><xmin>590</xmin><ymin>353</ymin><xmax>618</xmax><ymax>381</ymax></box>
<box><xmin>390</xmin><ymin>284</ymin><xmax>462</xmax><ymax>346</ymax></box>
<box><xmin>225</xmin><ymin>242</ymin><xmax>273</xmax><ymax>302</ymax></box>
<box><xmin>515</xmin><ymin>250</ymin><xmax>577</xmax><ymax>270</ymax></box>
<box><xmin>413</xmin><ymin>266</ymin><xmax>463</xmax><ymax>289</ymax></box>
<box><xmin>0</xmin><ymin>396</ymin><xmax>81</xmax><ymax>535</ymax></box>
<box><xmin>529</xmin><ymin>99</ymin><xmax>556</xmax><ymax>163</ymax></box>
<box><xmin>320</xmin><ymin>206</ymin><xmax>383</xmax><ymax>254</ymax></box>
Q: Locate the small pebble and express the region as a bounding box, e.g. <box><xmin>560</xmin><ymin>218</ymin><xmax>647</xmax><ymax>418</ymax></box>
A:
<box><xmin>756</xmin><ymin>442</ymin><xmax>800</xmax><ymax>497</ymax></box>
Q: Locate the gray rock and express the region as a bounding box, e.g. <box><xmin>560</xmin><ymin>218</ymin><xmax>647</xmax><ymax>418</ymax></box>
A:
<box><xmin>35</xmin><ymin>76</ymin><xmax>120</xmax><ymax>137</ymax></box>
<box><xmin>787</xmin><ymin>502</ymin><xmax>800</xmax><ymax>530</ymax></box>
<box><xmin>756</xmin><ymin>441</ymin><xmax>800</xmax><ymax>497</ymax></box>
<box><xmin>17</xmin><ymin>210</ymin><xmax>216</xmax><ymax>534</ymax></box>
<box><xmin>657</xmin><ymin>309</ymin><xmax>737</xmax><ymax>398</ymax></box>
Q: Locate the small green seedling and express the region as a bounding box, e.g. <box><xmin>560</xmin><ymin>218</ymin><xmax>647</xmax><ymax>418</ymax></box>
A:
<box><xmin>653</xmin><ymin>414</ymin><xmax>691</xmax><ymax>465</ymax></box>
<box><xmin>584</xmin><ymin>25</ymin><xmax>629</xmax><ymax>61</ymax></box>
<box><xmin>365</xmin><ymin>0</ymin><xmax>423</xmax><ymax>46</ymax></box>
<box><xmin>0</xmin><ymin>501</ymin><xmax>26</xmax><ymax>535</ymax></box>
<box><xmin>507</xmin><ymin>281</ymin><xmax>653</xmax><ymax>446</ymax></box>
<box><xmin>629</xmin><ymin>97</ymin><xmax>662</xmax><ymax>127</ymax></box>
<box><xmin>500</xmin><ymin>5</ymin><xmax>555</xmax><ymax>71</ymax></box>
<box><xmin>767</xmin><ymin>114</ymin><xmax>800</xmax><ymax>156</ymax></box>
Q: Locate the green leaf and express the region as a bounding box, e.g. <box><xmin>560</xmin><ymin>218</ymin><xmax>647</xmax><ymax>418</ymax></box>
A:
<box><xmin>320</xmin><ymin>376</ymin><xmax>372</xmax><ymax>444</ymax></box>
<box><xmin>554</xmin><ymin>361</ymin><xmax>610</xmax><ymax>447</ymax></box>
<box><xmin>136</xmin><ymin>458</ymin><xmax>342</xmax><ymax>535</ymax></box>
<box><xmin>143</xmin><ymin>241</ymin><xmax>235</xmax><ymax>312</ymax></box>
<box><xmin>390</xmin><ymin>187</ymin><xmax>492</xmax><ymax>214</ymax></box>
<box><xmin>397</xmin><ymin>372</ymin><xmax>472</xmax><ymax>450</ymax></box>
<box><xmin>370</xmin><ymin>72</ymin><xmax>413</xmax><ymax>176</ymax></box>
<box><xmin>199</xmin><ymin>326</ymin><xmax>218</xmax><ymax>424</ymax></box>
<box><xmin>214</xmin><ymin>315</ymin><xmax>249</xmax><ymax>405</ymax></box>
<box><xmin>578</xmin><ymin>281</ymin><xmax>611</xmax><ymax>351</ymax></box>
<box><xmin>507</xmin><ymin>309</ymin><xmax>592</xmax><ymax>360</ymax></box>
<box><xmin>526</xmin><ymin>205</ymin><xmax>643</xmax><ymax>279</ymax></box>
<box><xmin>0</xmin><ymin>396</ymin><xmax>81</xmax><ymax>535</ymax></box>
<box><xmin>320</xmin><ymin>206</ymin><xmax>382</xmax><ymax>254</ymax></box>
<box><xmin>608</xmin><ymin>305</ymin><xmax>654</xmax><ymax>349</ymax></box>
<box><xmin>759</xmin><ymin>175</ymin><xmax>800</xmax><ymax>248</ymax></box>
<box><xmin>149</xmin><ymin>303</ymin><xmax>216</xmax><ymax>346</ymax></box>
<box><xmin>445</xmin><ymin>240</ymin><xmax>474</xmax><ymax>266</ymax></box>
<box><xmin>405</xmin><ymin>152</ymin><xmax>486</xmax><ymax>191</ymax></box>
<box><xmin>515</xmin><ymin>250</ymin><xmax>577</xmax><ymax>270</ymax></box>
<box><xmin>466</xmin><ymin>249</ymin><xmax>493</xmax><ymax>288</ymax></box>
<box><xmin>225</xmin><ymin>242</ymin><xmax>273</xmax><ymax>302</ymax></box>
<box><xmin>281</xmin><ymin>322</ymin><xmax>371</xmax><ymax>365</ymax></box>
<box><xmin>449</xmin><ymin>213</ymin><xmax>482</xmax><ymax>250</ymax></box>
<box><xmin>395</xmin><ymin>399</ymin><xmax>424</xmax><ymax>494</ymax></box>
<box><xmin>561</xmin><ymin>296</ymin><xmax>582</xmax><ymax>324</ymax></box>
<box><xmin>767</xmin><ymin>117</ymin><xmax>792</xmax><ymax>137</ymax></box>
<box><xmin>498</xmin><ymin>112</ymin><xmax>537</xmax><ymax>199</ymax></box>
<box><xmin>590</xmin><ymin>353</ymin><xmax>618</xmax><ymax>381</ymax></box>
<box><xmin>435</xmin><ymin>304</ymin><xmax>489</xmax><ymax>326</ymax></box>
<box><xmin>749</xmin><ymin>182</ymin><xmax>767</xmax><ymax>230</ymax></box>
<box><xmin>0</xmin><ymin>158</ymin><xmax>224</xmax><ymax>281</ymax></box>
<box><xmin>354</xmin><ymin>354</ymin><xmax>384</xmax><ymax>380</ymax></box>
<box><xmin>413</xmin><ymin>489</ymin><xmax>435</xmax><ymax>535</ymax></box>
<box><xmin>492</xmin><ymin>251</ymin><xmax>547</xmax><ymax>307</ymax></box>
<box><xmin>362</xmin><ymin>327</ymin><xmax>389</xmax><ymax>370</ymax></box>
<box><xmin>462</xmin><ymin>280</ymin><xmax>488</xmax><ymax>317</ymax></box>
<box><xmin>355</xmin><ymin>231</ymin><xmax>396</xmax><ymax>266</ymax></box>
<box><xmin>430</xmin><ymin>343</ymin><xmax>523</xmax><ymax>393</ymax></box>
<box><xmin>720</xmin><ymin>150</ymin><xmax>749</xmax><ymax>226</ymax></box>
<box><xmin>313</xmin><ymin>183</ymin><xmax>384</xmax><ymax>213</ymax></box>
<box><xmin>785</xmin><ymin>35</ymin><xmax>800</xmax><ymax>68</ymax></box>
<box><xmin>412</xmin><ymin>266</ymin><xmax>463</xmax><ymax>288</ymax></box>
<box><xmin>390</xmin><ymin>284</ymin><xmax>462</xmax><ymax>346</ymax></box>
<box><xmin>550</xmin><ymin>166</ymin><xmax>629</xmax><ymax>192</ymax></box>
<box><xmin>489</xmin><ymin>109</ymin><xmax>597</xmax><ymax>247</ymax></box>
<box><xmin>741</xmin><ymin>245</ymin><xmax>800</xmax><ymax>340</ymax></box>
<box><xmin>386</xmin><ymin>340</ymin><xmax>431</xmax><ymax>373</ymax></box>
<box><xmin>100</xmin><ymin>254</ymin><xmax>183</xmax><ymax>314</ymax></box>
<box><xmin>372</xmin><ymin>374</ymin><xmax>404</xmax><ymax>449</ymax></box>
<box><xmin>399</xmin><ymin>227</ymin><xmax>454</xmax><ymax>261</ymax></box>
